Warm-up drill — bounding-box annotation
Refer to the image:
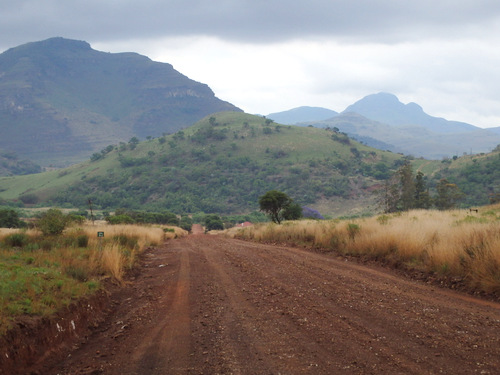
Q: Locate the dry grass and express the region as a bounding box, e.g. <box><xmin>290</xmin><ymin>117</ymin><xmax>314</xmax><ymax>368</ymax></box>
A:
<box><xmin>231</xmin><ymin>206</ymin><xmax>500</xmax><ymax>294</ymax></box>
<box><xmin>0</xmin><ymin>221</ymin><xmax>188</xmax><ymax>333</ymax></box>
<box><xmin>69</xmin><ymin>223</ymin><xmax>187</xmax><ymax>282</ymax></box>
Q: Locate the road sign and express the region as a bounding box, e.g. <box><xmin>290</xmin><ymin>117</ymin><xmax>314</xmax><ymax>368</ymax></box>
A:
<box><xmin>97</xmin><ymin>231</ymin><xmax>104</xmax><ymax>237</ymax></box>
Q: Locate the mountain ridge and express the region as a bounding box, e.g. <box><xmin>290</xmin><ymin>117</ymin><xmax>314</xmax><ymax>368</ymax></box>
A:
<box><xmin>343</xmin><ymin>92</ymin><xmax>478</xmax><ymax>134</ymax></box>
<box><xmin>0</xmin><ymin>37</ymin><xmax>241</xmax><ymax>166</ymax></box>
<box><xmin>267</xmin><ymin>93</ymin><xmax>500</xmax><ymax>158</ymax></box>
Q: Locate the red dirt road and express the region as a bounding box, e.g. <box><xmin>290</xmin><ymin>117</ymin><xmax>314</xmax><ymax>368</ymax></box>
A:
<box><xmin>43</xmin><ymin>235</ymin><xmax>500</xmax><ymax>374</ymax></box>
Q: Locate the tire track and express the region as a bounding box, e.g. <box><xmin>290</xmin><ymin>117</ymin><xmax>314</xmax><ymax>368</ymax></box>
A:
<box><xmin>132</xmin><ymin>247</ymin><xmax>191</xmax><ymax>374</ymax></box>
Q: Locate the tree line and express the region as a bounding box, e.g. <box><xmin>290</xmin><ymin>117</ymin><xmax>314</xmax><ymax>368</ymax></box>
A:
<box><xmin>380</xmin><ymin>161</ymin><xmax>464</xmax><ymax>213</ymax></box>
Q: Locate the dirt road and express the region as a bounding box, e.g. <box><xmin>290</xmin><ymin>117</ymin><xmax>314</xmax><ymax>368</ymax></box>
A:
<box><xmin>42</xmin><ymin>234</ymin><xmax>500</xmax><ymax>374</ymax></box>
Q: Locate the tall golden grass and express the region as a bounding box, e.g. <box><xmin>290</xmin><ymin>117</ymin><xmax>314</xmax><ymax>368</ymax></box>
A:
<box><xmin>231</xmin><ymin>206</ymin><xmax>500</xmax><ymax>294</ymax></box>
<box><xmin>0</xmin><ymin>222</ymin><xmax>187</xmax><ymax>283</ymax></box>
<box><xmin>69</xmin><ymin>223</ymin><xmax>187</xmax><ymax>282</ymax></box>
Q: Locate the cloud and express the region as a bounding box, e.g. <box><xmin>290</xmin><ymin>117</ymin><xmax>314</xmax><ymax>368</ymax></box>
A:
<box><xmin>1</xmin><ymin>1</ymin><xmax>500</xmax><ymax>128</ymax></box>
<box><xmin>2</xmin><ymin>0</ymin><xmax>500</xmax><ymax>46</ymax></box>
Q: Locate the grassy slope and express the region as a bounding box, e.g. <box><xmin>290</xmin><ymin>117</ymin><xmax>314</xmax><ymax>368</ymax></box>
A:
<box><xmin>0</xmin><ymin>112</ymin><xmax>403</xmax><ymax>216</ymax></box>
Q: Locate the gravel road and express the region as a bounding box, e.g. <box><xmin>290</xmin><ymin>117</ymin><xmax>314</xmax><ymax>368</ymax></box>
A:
<box><xmin>44</xmin><ymin>234</ymin><xmax>500</xmax><ymax>374</ymax></box>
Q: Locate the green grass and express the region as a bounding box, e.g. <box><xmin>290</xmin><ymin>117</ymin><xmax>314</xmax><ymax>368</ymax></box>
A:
<box><xmin>0</xmin><ymin>223</ymin><xmax>168</xmax><ymax>335</ymax></box>
<box><xmin>0</xmin><ymin>247</ymin><xmax>98</xmax><ymax>334</ymax></box>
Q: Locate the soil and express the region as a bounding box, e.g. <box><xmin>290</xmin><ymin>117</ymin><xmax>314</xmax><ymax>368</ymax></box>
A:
<box><xmin>4</xmin><ymin>234</ymin><xmax>500</xmax><ymax>374</ymax></box>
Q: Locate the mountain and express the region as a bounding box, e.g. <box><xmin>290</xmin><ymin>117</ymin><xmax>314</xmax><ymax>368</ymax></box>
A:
<box><xmin>343</xmin><ymin>92</ymin><xmax>478</xmax><ymax>134</ymax></box>
<box><xmin>312</xmin><ymin>112</ymin><xmax>500</xmax><ymax>159</ymax></box>
<box><xmin>0</xmin><ymin>112</ymin><xmax>404</xmax><ymax>217</ymax></box>
<box><xmin>275</xmin><ymin>93</ymin><xmax>500</xmax><ymax>159</ymax></box>
<box><xmin>267</xmin><ymin>106</ymin><xmax>338</xmax><ymax>125</ymax></box>
<box><xmin>0</xmin><ymin>37</ymin><xmax>241</xmax><ymax>167</ymax></box>
<box><xmin>488</xmin><ymin>127</ymin><xmax>500</xmax><ymax>136</ymax></box>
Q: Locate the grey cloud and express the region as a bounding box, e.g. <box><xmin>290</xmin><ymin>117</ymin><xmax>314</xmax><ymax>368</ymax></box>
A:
<box><xmin>2</xmin><ymin>0</ymin><xmax>500</xmax><ymax>49</ymax></box>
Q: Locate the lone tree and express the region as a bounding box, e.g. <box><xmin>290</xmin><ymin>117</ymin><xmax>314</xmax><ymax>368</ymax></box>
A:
<box><xmin>258</xmin><ymin>190</ymin><xmax>301</xmax><ymax>224</ymax></box>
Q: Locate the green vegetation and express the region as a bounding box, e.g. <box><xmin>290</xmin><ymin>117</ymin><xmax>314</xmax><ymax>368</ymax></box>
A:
<box><xmin>204</xmin><ymin>214</ymin><xmax>224</xmax><ymax>231</ymax></box>
<box><xmin>0</xmin><ymin>112</ymin><xmax>403</xmax><ymax>217</ymax></box>
<box><xmin>0</xmin><ymin>223</ymin><xmax>172</xmax><ymax>335</ymax></box>
<box><xmin>259</xmin><ymin>190</ymin><xmax>302</xmax><ymax>224</ymax></box>
<box><xmin>380</xmin><ymin>161</ymin><xmax>465</xmax><ymax>212</ymax></box>
<box><xmin>0</xmin><ymin>151</ymin><xmax>42</xmax><ymax>177</ymax></box>
<box><xmin>0</xmin><ymin>209</ymin><xmax>26</xmax><ymax>228</ymax></box>
<box><xmin>0</xmin><ymin>112</ymin><xmax>497</xmax><ymax>218</ymax></box>
<box><xmin>37</xmin><ymin>208</ymin><xmax>68</xmax><ymax>235</ymax></box>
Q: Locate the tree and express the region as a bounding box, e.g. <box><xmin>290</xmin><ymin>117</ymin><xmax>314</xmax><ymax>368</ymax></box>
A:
<box><xmin>258</xmin><ymin>190</ymin><xmax>295</xmax><ymax>224</ymax></box>
<box><xmin>398</xmin><ymin>162</ymin><xmax>415</xmax><ymax>211</ymax></box>
<box><xmin>434</xmin><ymin>178</ymin><xmax>464</xmax><ymax>210</ymax></box>
<box><xmin>414</xmin><ymin>171</ymin><xmax>431</xmax><ymax>209</ymax></box>
<box><xmin>204</xmin><ymin>214</ymin><xmax>224</xmax><ymax>231</ymax></box>
<box><xmin>380</xmin><ymin>177</ymin><xmax>400</xmax><ymax>213</ymax></box>
<box><xmin>0</xmin><ymin>209</ymin><xmax>25</xmax><ymax>228</ymax></box>
<box><xmin>282</xmin><ymin>202</ymin><xmax>303</xmax><ymax>221</ymax></box>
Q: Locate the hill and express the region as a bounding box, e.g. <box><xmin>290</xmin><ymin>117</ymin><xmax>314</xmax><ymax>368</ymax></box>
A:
<box><xmin>0</xmin><ymin>150</ymin><xmax>41</xmax><ymax>176</ymax></box>
<box><xmin>0</xmin><ymin>112</ymin><xmax>404</xmax><ymax>217</ymax></box>
<box><xmin>0</xmin><ymin>37</ymin><xmax>241</xmax><ymax>167</ymax></box>
<box><xmin>266</xmin><ymin>106</ymin><xmax>338</xmax><ymax>125</ymax></box>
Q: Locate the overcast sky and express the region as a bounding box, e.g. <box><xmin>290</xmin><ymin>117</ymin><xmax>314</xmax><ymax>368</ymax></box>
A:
<box><xmin>2</xmin><ymin>0</ymin><xmax>500</xmax><ymax>128</ymax></box>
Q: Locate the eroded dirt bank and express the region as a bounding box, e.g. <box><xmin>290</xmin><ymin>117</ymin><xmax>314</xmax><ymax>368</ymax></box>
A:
<box><xmin>28</xmin><ymin>235</ymin><xmax>500</xmax><ymax>374</ymax></box>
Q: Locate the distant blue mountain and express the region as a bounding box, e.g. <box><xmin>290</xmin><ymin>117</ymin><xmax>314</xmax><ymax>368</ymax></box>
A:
<box><xmin>487</xmin><ymin>127</ymin><xmax>500</xmax><ymax>136</ymax></box>
<box><xmin>266</xmin><ymin>93</ymin><xmax>500</xmax><ymax>158</ymax></box>
<box><xmin>267</xmin><ymin>106</ymin><xmax>338</xmax><ymax>125</ymax></box>
<box><xmin>343</xmin><ymin>92</ymin><xmax>478</xmax><ymax>134</ymax></box>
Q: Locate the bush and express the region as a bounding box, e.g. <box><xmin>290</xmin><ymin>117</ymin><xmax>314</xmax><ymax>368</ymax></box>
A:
<box><xmin>4</xmin><ymin>233</ymin><xmax>29</xmax><ymax>248</ymax></box>
<box><xmin>77</xmin><ymin>235</ymin><xmax>89</xmax><ymax>247</ymax></box>
<box><xmin>204</xmin><ymin>214</ymin><xmax>224</xmax><ymax>231</ymax></box>
<box><xmin>180</xmin><ymin>216</ymin><xmax>193</xmax><ymax>232</ymax></box>
<box><xmin>37</xmin><ymin>209</ymin><xmax>68</xmax><ymax>236</ymax></box>
<box><xmin>0</xmin><ymin>209</ymin><xmax>25</xmax><ymax>228</ymax></box>
<box><xmin>18</xmin><ymin>193</ymin><xmax>38</xmax><ymax>205</ymax></box>
<box><xmin>106</xmin><ymin>215</ymin><xmax>134</xmax><ymax>224</ymax></box>
<box><xmin>113</xmin><ymin>234</ymin><xmax>138</xmax><ymax>250</ymax></box>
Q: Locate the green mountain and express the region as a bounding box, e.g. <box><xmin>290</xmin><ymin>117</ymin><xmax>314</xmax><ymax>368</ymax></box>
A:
<box><xmin>0</xmin><ymin>112</ymin><xmax>405</xmax><ymax>217</ymax></box>
<box><xmin>0</xmin><ymin>37</ymin><xmax>241</xmax><ymax>167</ymax></box>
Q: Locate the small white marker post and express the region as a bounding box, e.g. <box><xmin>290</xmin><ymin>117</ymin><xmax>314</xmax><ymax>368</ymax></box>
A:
<box><xmin>97</xmin><ymin>231</ymin><xmax>104</xmax><ymax>251</ymax></box>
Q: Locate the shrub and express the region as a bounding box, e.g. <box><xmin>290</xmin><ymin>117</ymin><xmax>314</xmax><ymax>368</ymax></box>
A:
<box><xmin>77</xmin><ymin>235</ymin><xmax>89</xmax><ymax>248</ymax></box>
<box><xmin>347</xmin><ymin>223</ymin><xmax>361</xmax><ymax>241</ymax></box>
<box><xmin>204</xmin><ymin>214</ymin><xmax>224</xmax><ymax>231</ymax></box>
<box><xmin>0</xmin><ymin>209</ymin><xmax>25</xmax><ymax>228</ymax></box>
<box><xmin>65</xmin><ymin>266</ymin><xmax>88</xmax><ymax>282</ymax></box>
<box><xmin>106</xmin><ymin>215</ymin><xmax>134</xmax><ymax>224</ymax></box>
<box><xmin>37</xmin><ymin>209</ymin><xmax>68</xmax><ymax>236</ymax></box>
<box><xmin>113</xmin><ymin>234</ymin><xmax>138</xmax><ymax>250</ymax></box>
<box><xmin>4</xmin><ymin>232</ymin><xmax>29</xmax><ymax>248</ymax></box>
<box><xmin>18</xmin><ymin>193</ymin><xmax>38</xmax><ymax>205</ymax></box>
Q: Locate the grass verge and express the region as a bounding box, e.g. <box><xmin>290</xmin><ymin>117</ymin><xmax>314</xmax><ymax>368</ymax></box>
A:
<box><xmin>0</xmin><ymin>223</ymin><xmax>186</xmax><ymax>335</ymax></box>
